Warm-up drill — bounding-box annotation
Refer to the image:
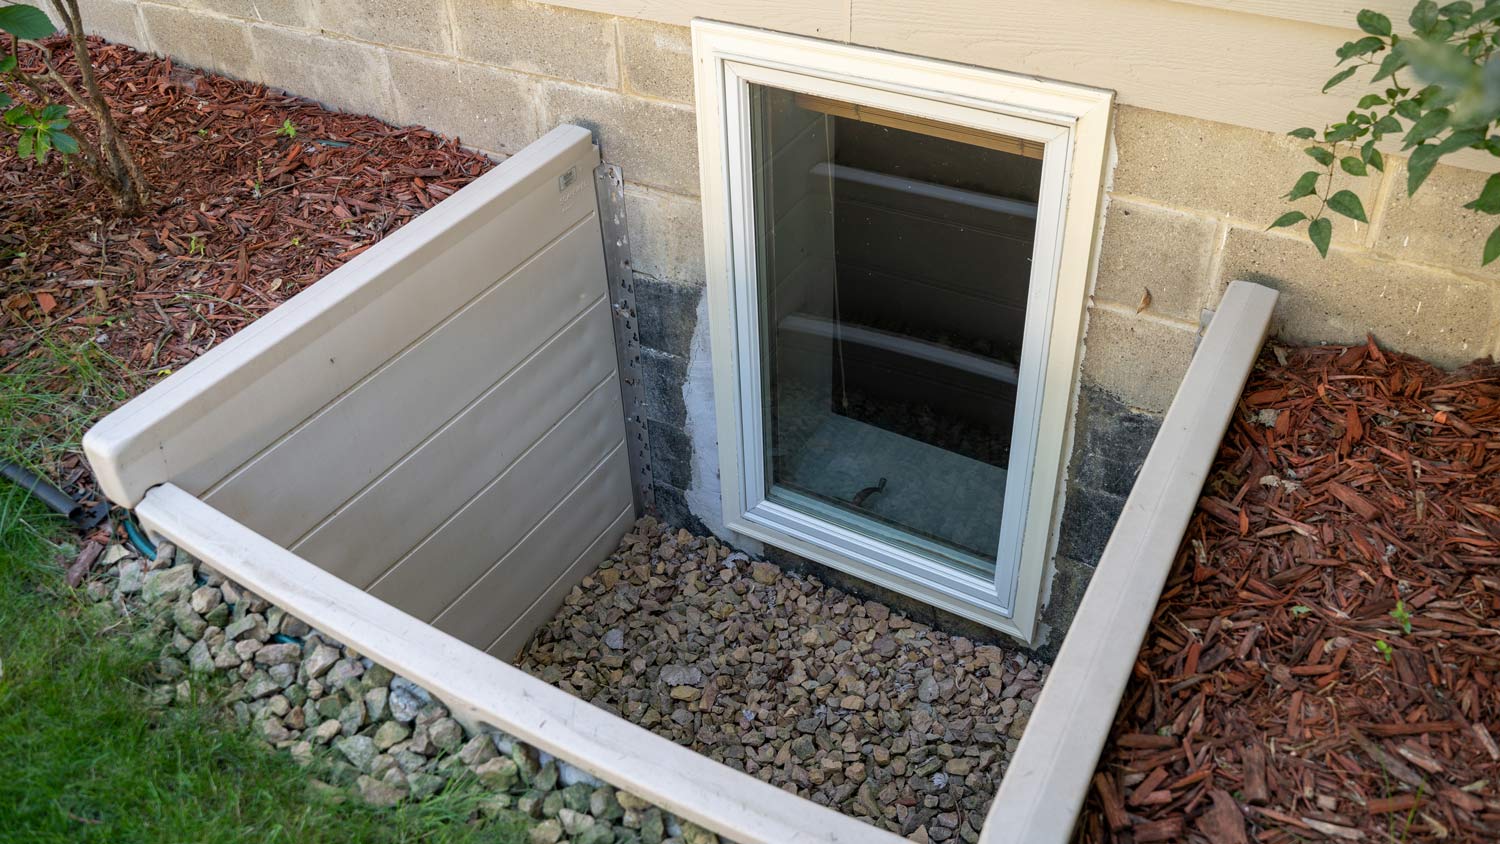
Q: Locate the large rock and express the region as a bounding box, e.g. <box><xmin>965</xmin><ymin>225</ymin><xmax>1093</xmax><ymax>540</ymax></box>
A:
<box><xmin>171</xmin><ymin>602</ymin><xmax>207</xmax><ymax>639</ymax></box>
<box><xmin>472</xmin><ymin>757</ymin><xmax>519</xmax><ymax>790</ymax></box>
<box><xmin>389</xmin><ymin>684</ymin><xmax>425</xmax><ymax>722</ymax></box>
<box><xmin>427</xmin><ymin>717</ymin><xmax>464</xmax><ymax>752</ymax></box>
<box><xmin>186</xmin><ymin>638</ymin><xmax>215</xmax><ymax>673</ymax></box>
<box><xmin>335</xmin><ymin>735</ymin><xmax>379</xmax><ymax>772</ymax></box>
<box><xmin>459</xmin><ymin>734</ymin><xmax>497</xmax><ymax>766</ymax></box>
<box><xmin>142</xmin><ymin>564</ymin><xmax>195</xmax><ymax>603</ymax></box>
<box><xmin>373</xmin><ymin>720</ymin><xmax>411</xmax><ymax>751</ymax></box>
<box><xmin>254</xmin><ymin>643</ymin><xmax>301</xmax><ymax>666</ymax></box>
<box><xmin>356</xmin><ymin>774</ymin><xmax>406</xmax><ymax>808</ymax></box>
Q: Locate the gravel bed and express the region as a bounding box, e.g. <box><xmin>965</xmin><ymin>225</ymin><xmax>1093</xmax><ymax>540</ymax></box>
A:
<box><xmin>79</xmin><ymin>540</ymin><xmax>729</xmax><ymax>844</ymax></box>
<box><xmin>515</xmin><ymin>519</ymin><xmax>1049</xmax><ymax>844</ymax></box>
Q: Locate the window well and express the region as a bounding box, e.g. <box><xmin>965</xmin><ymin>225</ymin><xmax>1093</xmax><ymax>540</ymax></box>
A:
<box><xmin>694</xmin><ymin>23</ymin><xmax>1112</xmax><ymax>641</ymax></box>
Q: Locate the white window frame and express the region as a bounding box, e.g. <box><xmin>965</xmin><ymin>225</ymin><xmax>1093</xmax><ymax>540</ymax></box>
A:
<box><xmin>691</xmin><ymin>20</ymin><xmax>1112</xmax><ymax>644</ymax></box>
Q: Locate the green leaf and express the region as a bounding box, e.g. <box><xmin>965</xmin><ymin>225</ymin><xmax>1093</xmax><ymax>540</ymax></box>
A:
<box><xmin>1484</xmin><ymin>223</ymin><xmax>1500</xmax><ymax>264</ymax></box>
<box><xmin>1308</xmin><ymin>217</ymin><xmax>1333</xmax><ymax>257</ymax></box>
<box><xmin>1436</xmin><ymin>127</ymin><xmax>1483</xmax><ymax>153</ymax></box>
<box><xmin>16</xmin><ymin>130</ymin><xmax>32</xmax><ymax>160</ymax></box>
<box><xmin>1287</xmin><ymin>170</ymin><xmax>1322</xmax><ymax>200</ymax></box>
<box><xmin>0</xmin><ymin>4</ymin><xmax>56</xmax><ymax>40</ymax></box>
<box><xmin>35</xmin><ymin>129</ymin><xmax>50</xmax><ymax>163</ymax></box>
<box><xmin>1340</xmin><ymin>155</ymin><xmax>1369</xmax><ymax>176</ymax></box>
<box><xmin>1396</xmin><ymin>99</ymin><xmax>1424</xmax><ymax>120</ymax></box>
<box><xmin>1358</xmin><ymin>93</ymin><xmax>1388</xmax><ymax>109</ymax></box>
<box><xmin>1269</xmin><ymin>210</ymin><xmax>1308</xmax><ymax>229</ymax></box>
<box><xmin>1325</xmin><ymin>66</ymin><xmax>1360</xmax><ymax>92</ymax></box>
<box><xmin>1328</xmin><ymin>190</ymin><xmax>1369</xmax><ymax>222</ymax></box>
<box><xmin>1337</xmin><ymin>36</ymin><xmax>1387</xmax><ymax>62</ymax></box>
<box><xmin>1326</xmin><ymin>123</ymin><xmax>1363</xmax><ymax>142</ymax></box>
<box><xmin>1358</xmin><ymin>9</ymin><xmax>1393</xmax><ymax>35</ymax></box>
<box><xmin>38</xmin><ymin>103</ymin><xmax>67</xmax><ymax>121</ymax></box>
<box><xmin>0</xmin><ymin>91</ymin><xmax>9</xmax><ymax>111</ymax></box>
<box><xmin>1411</xmin><ymin>0</ymin><xmax>1441</xmax><ymax>29</ymax></box>
<box><xmin>3</xmin><ymin>103</ymin><xmax>26</xmax><ymax>124</ymax></box>
<box><xmin>1373</xmin><ymin>115</ymin><xmax>1404</xmax><ymax>137</ymax></box>
<box><xmin>1440</xmin><ymin>1</ymin><xmax>1474</xmax><ymax>19</ymax></box>
<box><xmin>1306</xmin><ymin>145</ymin><xmax>1336</xmax><ymax>165</ymax></box>
<box><xmin>48</xmin><ymin>129</ymin><xmax>77</xmax><ymax>155</ymax></box>
<box><xmin>1289</xmin><ymin>127</ymin><xmax>1318</xmax><ymax>139</ymax></box>
<box><xmin>1464</xmin><ymin>173</ymin><xmax>1500</xmax><ymax>213</ymax></box>
<box><xmin>1373</xmin><ymin>49</ymin><xmax>1408</xmax><ymax>82</ymax></box>
<box><xmin>1407</xmin><ymin>144</ymin><xmax>1444</xmax><ymax>193</ymax></box>
<box><xmin>1404</xmin><ymin>107</ymin><xmax>1451</xmax><ymax>147</ymax></box>
<box><xmin>1362</xmin><ymin>139</ymin><xmax>1386</xmax><ymax>171</ymax></box>
<box><xmin>0</xmin><ymin>53</ymin><xmax>16</xmax><ymax>74</ymax></box>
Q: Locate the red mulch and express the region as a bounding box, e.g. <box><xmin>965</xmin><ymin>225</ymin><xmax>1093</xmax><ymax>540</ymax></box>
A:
<box><xmin>0</xmin><ymin>37</ymin><xmax>493</xmax><ymax>489</ymax></box>
<box><xmin>1078</xmin><ymin>339</ymin><xmax>1500</xmax><ymax>843</ymax></box>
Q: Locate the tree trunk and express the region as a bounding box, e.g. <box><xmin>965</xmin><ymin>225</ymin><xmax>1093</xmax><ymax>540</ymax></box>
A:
<box><xmin>51</xmin><ymin>0</ymin><xmax>149</xmax><ymax>213</ymax></box>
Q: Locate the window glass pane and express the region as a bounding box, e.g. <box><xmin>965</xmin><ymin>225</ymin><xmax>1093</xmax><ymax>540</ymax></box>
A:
<box><xmin>751</xmin><ymin>84</ymin><xmax>1043</xmax><ymax>578</ymax></box>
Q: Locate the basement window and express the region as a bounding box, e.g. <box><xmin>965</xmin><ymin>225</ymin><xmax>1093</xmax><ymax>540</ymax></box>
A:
<box><xmin>692</xmin><ymin>22</ymin><xmax>1112</xmax><ymax>642</ymax></box>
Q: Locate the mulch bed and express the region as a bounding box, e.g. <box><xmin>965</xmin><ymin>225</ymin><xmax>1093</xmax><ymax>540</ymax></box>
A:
<box><xmin>1078</xmin><ymin>339</ymin><xmax>1500</xmax><ymax>843</ymax></box>
<box><xmin>1</xmin><ymin>37</ymin><xmax>492</xmax><ymax>487</ymax></box>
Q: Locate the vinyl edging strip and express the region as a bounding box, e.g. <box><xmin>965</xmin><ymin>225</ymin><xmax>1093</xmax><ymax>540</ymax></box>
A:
<box><xmin>979</xmin><ymin>280</ymin><xmax>1279</xmax><ymax>843</ymax></box>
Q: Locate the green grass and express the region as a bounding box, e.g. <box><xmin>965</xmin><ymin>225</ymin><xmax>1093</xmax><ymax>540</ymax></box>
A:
<box><xmin>0</xmin><ymin>333</ymin><xmax>139</xmax><ymax>471</ymax></box>
<box><xmin>0</xmin><ymin>486</ymin><xmax>531</xmax><ymax>844</ymax></box>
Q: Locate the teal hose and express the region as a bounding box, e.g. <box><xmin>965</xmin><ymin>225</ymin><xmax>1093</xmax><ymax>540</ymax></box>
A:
<box><xmin>123</xmin><ymin>516</ymin><xmax>157</xmax><ymax>561</ymax></box>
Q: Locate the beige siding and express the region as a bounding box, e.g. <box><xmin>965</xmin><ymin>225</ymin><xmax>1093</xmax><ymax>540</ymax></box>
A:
<box><xmin>85</xmin><ymin>126</ymin><xmax>634</xmax><ymax>652</ymax></box>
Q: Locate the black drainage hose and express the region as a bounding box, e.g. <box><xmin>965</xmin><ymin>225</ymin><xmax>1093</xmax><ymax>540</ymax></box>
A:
<box><xmin>0</xmin><ymin>459</ymin><xmax>109</xmax><ymax>530</ymax></box>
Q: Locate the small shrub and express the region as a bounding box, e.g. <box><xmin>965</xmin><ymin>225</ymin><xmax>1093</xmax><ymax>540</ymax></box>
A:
<box><xmin>1277</xmin><ymin>2</ymin><xmax>1500</xmax><ymax>261</ymax></box>
<box><xmin>0</xmin><ymin>1</ymin><xmax>148</xmax><ymax>212</ymax></box>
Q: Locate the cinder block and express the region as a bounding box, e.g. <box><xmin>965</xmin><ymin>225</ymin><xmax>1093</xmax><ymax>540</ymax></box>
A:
<box><xmin>1375</xmin><ymin>159</ymin><xmax>1500</xmax><ymax>280</ymax></box>
<box><xmin>636</xmin><ymin>274</ymin><xmax>702</xmax><ymax>359</ymax></box>
<box><xmin>144</xmin><ymin>0</ymin><xmax>305</xmax><ymax>26</ymax></box>
<box><xmin>1038</xmin><ymin>554</ymin><xmax>1094</xmax><ymax>657</ymax></box>
<box><xmin>311</xmin><ymin>0</ymin><xmax>450</xmax><ymax>54</ymax></box>
<box><xmin>646</xmin><ymin>418</ymin><xmax>693</xmax><ymax>490</ymax></box>
<box><xmin>452</xmin><ymin>0</ymin><xmax>616</xmax><ymax>89</ymax></box>
<box><xmin>144</xmin><ymin>0</ymin><xmax>258</xmax><ymax>21</ymax></box>
<box><xmin>388</xmin><ymin>51</ymin><xmax>539</xmax><ymax>155</ymax></box>
<box><xmin>618</xmin><ymin>19</ymin><xmax>692</xmax><ymax>104</ymax></box>
<box><xmin>543</xmin><ymin>82</ymin><xmax>698</xmax><ymax>195</ymax></box>
<box><xmin>1055</xmin><ymin>485</ymin><xmax>1123</xmax><ymax>575</ymax></box>
<box><xmin>1080</xmin><ymin>307</ymin><xmax>1198</xmax><ymax>413</ymax></box>
<box><xmin>640</xmin><ymin>346</ymin><xmax>688</xmax><ymax>429</ymax></box>
<box><xmin>1216</xmin><ymin>227</ymin><xmax>1496</xmax><ymax>368</ymax></box>
<box><xmin>77</xmin><ymin>0</ymin><xmax>143</xmax><ymax>46</ymax></box>
<box><xmin>624</xmin><ymin>184</ymin><xmax>703</xmax><ymax>286</ymax></box>
<box><xmin>1112</xmin><ymin>105</ymin><xmax>1376</xmax><ymax>244</ymax></box>
<box><xmin>249</xmin><ymin>25</ymin><xmax>394</xmax><ymax>123</ymax></box>
<box><xmin>1068</xmin><ymin>385</ymin><xmax>1162</xmax><ymax>500</ymax></box>
<box><xmin>1093</xmin><ymin>200</ymin><xmax>1217</xmax><ymax>322</ymax></box>
<box><xmin>140</xmin><ymin>4</ymin><xmax>256</xmax><ymax>80</ymax></box>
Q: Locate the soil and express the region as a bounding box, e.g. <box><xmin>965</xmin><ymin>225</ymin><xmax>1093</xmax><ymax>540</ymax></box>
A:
<box><xmin>0</xmin><ymin>37</ymin><xmax>493</xmax><ymax>491</ymax></box>
<box><xmin>1077</xmin><ymin>340</ymin><xmax>1500</xmax><ymax>844</ymax></box>
<box><xmin>516</xmin><ymin>519</ymin><xmax>1050</xmax><ymax>843</ymax></box>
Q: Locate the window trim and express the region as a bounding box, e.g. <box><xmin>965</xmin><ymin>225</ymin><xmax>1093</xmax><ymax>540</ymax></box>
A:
<box><xmin>691</xmin><ymin>19</ymin><xmax>1113</xmax><ymax>643</ymax></box>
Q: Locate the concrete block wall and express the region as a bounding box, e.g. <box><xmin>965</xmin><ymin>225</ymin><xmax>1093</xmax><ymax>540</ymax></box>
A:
<box><xmin>1054</xmin><ymin>107</ymin><xmax>1500</xmax><ymax>646</ymax></box>
<box><xmin>76</xmin><ymin>0</ymin><xmax>1500</xmax><ymax>649</ymax></box>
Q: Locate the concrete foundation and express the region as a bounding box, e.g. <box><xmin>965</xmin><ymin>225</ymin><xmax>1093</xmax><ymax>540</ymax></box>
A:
<box><xmin>77</xmin><ymin>0</ymin><xmax>1500</xmax><ymax>651</ymax></box>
